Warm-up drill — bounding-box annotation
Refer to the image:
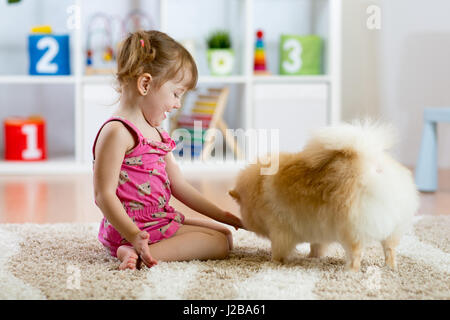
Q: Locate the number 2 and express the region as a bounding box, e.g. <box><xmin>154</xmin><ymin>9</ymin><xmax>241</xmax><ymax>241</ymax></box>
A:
<box><xmin>36</xmin><ymin>37</ymin><xmax>59</xmax><ymax>74</ymax></box>
<box><xmin>283</xmin><ymin>38</ymin><xmax>302</xmax><ymax>73</ymax></box>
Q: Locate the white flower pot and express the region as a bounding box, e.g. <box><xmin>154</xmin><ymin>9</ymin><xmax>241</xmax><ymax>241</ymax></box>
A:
<box><xmin>207</xmin><ymin>49</ymin><xmax>234</xmax><ymax>76</ymax></box>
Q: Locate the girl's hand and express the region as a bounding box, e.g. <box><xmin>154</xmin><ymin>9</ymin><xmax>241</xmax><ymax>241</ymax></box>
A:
<box><xmin>224</xmin><ymin>211</ymin><xmax>245</xmax><ymax>230</ymax></box>
<box><xmin>130</xmin><ymin>231</ymin><xmax>158</xmax><ymax>269</ymax></box>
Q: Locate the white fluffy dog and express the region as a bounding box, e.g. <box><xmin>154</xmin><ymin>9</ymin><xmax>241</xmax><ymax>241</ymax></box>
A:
<box><xmin>229</xmin><ymin>121</ymin><xmax>419</xmax><ymax>271</ymax></box>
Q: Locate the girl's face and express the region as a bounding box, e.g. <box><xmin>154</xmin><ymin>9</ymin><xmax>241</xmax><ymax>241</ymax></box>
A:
<box><xmin>142</xmin><ymin>78</ymin><xmax>187</xmax><ymax>127</ymax></box>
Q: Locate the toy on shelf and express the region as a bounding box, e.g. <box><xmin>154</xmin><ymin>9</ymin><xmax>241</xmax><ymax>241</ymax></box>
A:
<box><xmin>85</xmin><ymin>13</ymin><xmax>115</xmax><ymax>75</ymax></box>
<box><xmin>254</xmin><ymin>29</ymin><xmax>270</xmax><ymax>75</ymax></box>
<box><xmin>31</xmin><ymin>25</ymin><xmax>52</xmax><ymax>34</ymax></box>
<box><xmin>28</xmin><ymin>25</ymin><xmax>71</xmax><ymax>76</ymax></box>
<box><xmin>123</xmin><ymin>9</ymin><xmax>155</xmax><ymax>33</ymax></box>
<box><xmin>170</xmin><ymin>87</ymin><xmax>243</xmax><ymax>160</ymax></box>
<box><xmin>4</xmin><ymin>116</ymin><xmax>47</xmax><ymax>161</ymax></box>
<box><xmin>206</xmin><ymin>30</ymin><xmax>234</xmax><ymax>76</ymax></box>
<box><xmin>85</xmin><ymin>10</ymin><xmax>155</xmax><ymax>75</ymax></box>
<box><xmin>279</xmin><ymin>34</ymin><xmax>322</xmax><ymax>75</ymax></box>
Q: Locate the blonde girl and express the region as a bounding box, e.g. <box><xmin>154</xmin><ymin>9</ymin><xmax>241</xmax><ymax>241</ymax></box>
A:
<box><xmin>93</xmin><ymin>30</ymin><xmax>243</xmax><ymax>270</ymax></box>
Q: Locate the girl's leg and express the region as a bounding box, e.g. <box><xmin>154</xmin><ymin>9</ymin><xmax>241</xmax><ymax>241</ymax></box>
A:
<box><xmin>147</xmin><ymin>224</ymin><xmax>229</xmax><ymax>262</ymax></box>
<box><xmin>183</xmin><ymin>217</ymin><xmax>234</xmax><ymax>250</ymax></box>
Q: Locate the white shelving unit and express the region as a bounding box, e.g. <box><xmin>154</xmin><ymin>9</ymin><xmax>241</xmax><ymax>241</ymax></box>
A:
<box><xmin>0</xmin><ymin>0</ymin><xmax>341</xmax><ymax>174</ymax></box>
<box><xmin>0</xmin><ymin>76</ymin><xmax>77</xmax><ymax>84</ymax></box>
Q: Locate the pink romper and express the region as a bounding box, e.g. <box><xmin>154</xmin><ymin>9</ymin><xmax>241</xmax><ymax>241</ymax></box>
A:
<box><xmin>93</xmin><ymin>116</ymin><xmax>185</xmax><ymax>257</ymax></box>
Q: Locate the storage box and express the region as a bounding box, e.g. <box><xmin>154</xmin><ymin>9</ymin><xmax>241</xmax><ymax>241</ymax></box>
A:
<box><xmin>279</xmin><ymin>35</ymin><xmax>322</xmax><ymax>75</ymax></box>
<box><xmin>28</xmin><ymin>34</ymin><xmax>71</xmax><ymax>75</ymax></box>
<box><xmin>4</xmin><ymin>116</ymin><xmax>47</xmax><ymax>161</ymax></box>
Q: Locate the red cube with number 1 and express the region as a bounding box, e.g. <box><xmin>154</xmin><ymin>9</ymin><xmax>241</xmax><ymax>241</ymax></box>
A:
<box><xmin>4</xmin><ymin>117</ymin><xmax>47</xmax><ymax>161</ymax></box>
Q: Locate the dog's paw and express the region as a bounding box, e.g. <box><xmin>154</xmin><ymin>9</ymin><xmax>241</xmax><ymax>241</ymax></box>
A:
<box><xmin>384</xmin><ymin>261</ymin><xmax>397</xmax><ymax>271</ymax></box>
<box><xmin>308</xmin><ymin>251</ymin><xmax>324</xmax><ymax>259</ymax></box>
<box><xmin>345</xmin><ymin>261</ymin><xmax>361</xmax><ymax>272</ymax></box>
<box><xmin>271</xmin><ymin>256</ymin><xmax>287</xmax><ymax>264</ymax></box>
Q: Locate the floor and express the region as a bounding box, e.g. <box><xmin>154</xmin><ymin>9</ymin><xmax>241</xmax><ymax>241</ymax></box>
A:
<box><xmin>0</xmin><ymin>169</ymin><xmax>449</xmax><ymax>224</ymax></box>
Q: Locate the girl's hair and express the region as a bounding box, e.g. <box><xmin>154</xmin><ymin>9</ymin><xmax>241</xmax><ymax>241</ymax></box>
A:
<box><xmin>116</xmin><ymin>30</ymin><xmax>198</xmax><ymax>92</ymax></box>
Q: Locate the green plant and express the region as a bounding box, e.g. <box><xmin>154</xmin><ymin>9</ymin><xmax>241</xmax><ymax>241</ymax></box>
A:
<box><xmin>206</xmin><ymin>30</ymin><xmax>231</xmax><ymax>49</ymax></box>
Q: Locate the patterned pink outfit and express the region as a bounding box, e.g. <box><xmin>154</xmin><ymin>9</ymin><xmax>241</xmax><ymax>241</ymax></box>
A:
<box><xmin>93</xmin><ymin>116</ymin><xmax>185</xmax><ymax>257</ymax></box>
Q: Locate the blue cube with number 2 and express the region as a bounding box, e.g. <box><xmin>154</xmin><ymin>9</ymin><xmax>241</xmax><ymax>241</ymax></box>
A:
<box><xmin>28</xmin><ymin>34</ymin><xmax>71</xmax><ymax>75</ymax></box>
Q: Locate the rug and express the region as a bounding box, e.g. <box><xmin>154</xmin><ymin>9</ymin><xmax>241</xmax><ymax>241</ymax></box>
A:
<box><xmin>0</xmin><ymin>215</ymin><xmax>449</xmax><ymax>300</ymax></box>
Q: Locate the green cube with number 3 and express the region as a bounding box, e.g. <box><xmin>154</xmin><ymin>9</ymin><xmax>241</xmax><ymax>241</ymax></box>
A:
<box><xmin>279</xmin><ymin>34</ymin><xmax>322</xmax><ymax>75</ymax></box>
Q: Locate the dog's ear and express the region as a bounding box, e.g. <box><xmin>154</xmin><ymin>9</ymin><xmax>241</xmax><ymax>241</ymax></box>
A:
<box><xmin>228</xmin><ymin>189</ymin><xmax>240</xmax><ymax>201</ymax></box>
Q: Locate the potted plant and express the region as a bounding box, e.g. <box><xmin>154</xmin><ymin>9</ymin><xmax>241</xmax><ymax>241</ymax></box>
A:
<box><xmin>206</xmin><ymin>30</ymin><xmax>234</xmax><ymax>76</ymax></box>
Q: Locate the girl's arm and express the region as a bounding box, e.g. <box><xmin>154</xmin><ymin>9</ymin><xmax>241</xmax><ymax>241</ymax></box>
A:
<box><xmin>165</xmin><ymin>152</ymin><xmax>243</xmax><ymax>229</ymax></box>
<box><xmin>183</xmin><ymin>216</ymin><xmax>234</xmax><ymax>250</ymax></box>
<box><xmin>93</xmin><ymin>122</ymin><xmax>157</xmax><ymax>267</ymax></box>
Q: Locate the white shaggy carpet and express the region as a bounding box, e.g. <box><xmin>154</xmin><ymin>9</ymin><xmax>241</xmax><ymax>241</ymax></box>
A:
<box><xmin>1</xmin><ymin>215</ymin><xmax>449</xmax><ymax>300</ymax></box>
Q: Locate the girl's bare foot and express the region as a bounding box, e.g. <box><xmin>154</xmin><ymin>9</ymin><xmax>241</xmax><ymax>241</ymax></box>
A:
<box><xmin>117</xmin><ymin>245</ymin><xmax>140</xmax><ymax>270</ymax></box>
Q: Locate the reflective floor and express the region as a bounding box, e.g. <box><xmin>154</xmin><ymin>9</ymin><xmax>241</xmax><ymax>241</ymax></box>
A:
<box><xmin>0</xmin><ymin>169</ymin><xmax>448</xmax><ymax>224</ymax></box>
<box><xmin>0</xmin><ymin>173</ymin><xmax>240</xmax><ymax>223</ymax></box>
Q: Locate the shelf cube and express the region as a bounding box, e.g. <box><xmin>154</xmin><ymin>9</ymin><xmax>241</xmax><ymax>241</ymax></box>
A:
<box><xmin>279</xmin><ymin>35</ymin><xmax>322</xmax><ymax>75</ymax></box>
<box><xmin>28</xmin><ymin>34</ymin><xmax>71</xmax><ymax>75</ymax></box>
<box><xmin>4</xmin><ymin>117</ymin><xmax>47</xmax><ymax>161</ymax></box>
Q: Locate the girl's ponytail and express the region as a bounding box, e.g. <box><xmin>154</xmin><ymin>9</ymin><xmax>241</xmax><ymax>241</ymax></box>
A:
<box><xmin>116</xmin><ymin>30</ymin><xmax>198</xmax><ymax>93</ymax></box>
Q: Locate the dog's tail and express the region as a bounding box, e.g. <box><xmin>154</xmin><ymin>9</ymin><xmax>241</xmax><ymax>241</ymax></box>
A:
<box><xmin>304</xmin><ymin>119</ymin><xmax>397</xmax><ymax>158</ymax></box>
<box><xmin>294</xmin><ymin>119</ymin><xmax>397</xmax><ymax>205</ymax></box>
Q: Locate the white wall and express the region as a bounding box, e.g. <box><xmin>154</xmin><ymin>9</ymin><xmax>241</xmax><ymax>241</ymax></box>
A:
<box><xmin>342</xmin><ymin>0</ymin><xmax>450</xmax><ymax>168</ymax></box>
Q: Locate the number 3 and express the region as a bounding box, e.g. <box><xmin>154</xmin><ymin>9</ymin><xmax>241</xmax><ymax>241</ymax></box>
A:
<box><xmin>283</xmin><ymin>39</ymin><xmax>302</xmax><ymax>73</ymax></box>
<box><xmin>36</xmin><ymin>37</ymin><xmax>59</xmax><ymax>74</ymax></box>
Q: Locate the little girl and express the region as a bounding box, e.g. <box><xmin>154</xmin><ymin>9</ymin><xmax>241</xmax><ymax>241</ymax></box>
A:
<box><xmin>92</xmin><ymin>30</ymin><xmax>243</xmax><ymax>270</ymax></box>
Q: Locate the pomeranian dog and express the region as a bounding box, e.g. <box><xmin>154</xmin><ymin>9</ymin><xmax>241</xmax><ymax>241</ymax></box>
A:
<box><xmin>229</xmin><ymin>121</ymin><xmax>419</xmax><ymax>272</ymax></box>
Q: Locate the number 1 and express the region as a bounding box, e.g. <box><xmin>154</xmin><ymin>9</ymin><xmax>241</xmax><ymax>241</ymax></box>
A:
<box><xmin>22</xmin><ymin>124</ymin><xmax>42</xmax><ymax>160</ymax></box>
